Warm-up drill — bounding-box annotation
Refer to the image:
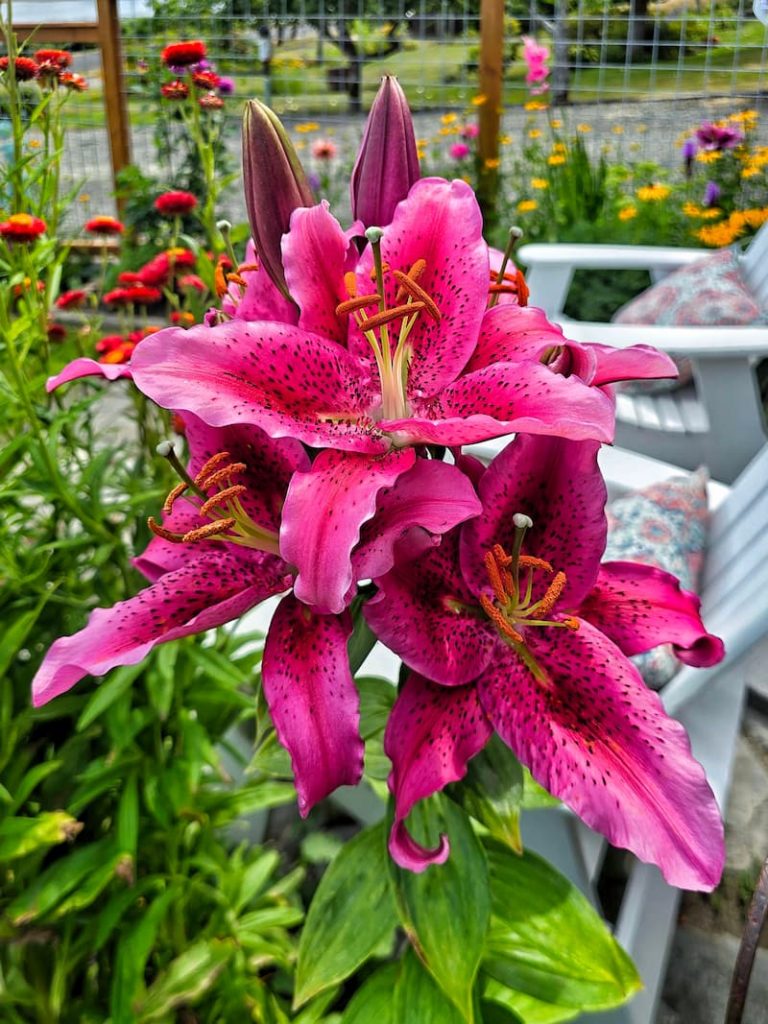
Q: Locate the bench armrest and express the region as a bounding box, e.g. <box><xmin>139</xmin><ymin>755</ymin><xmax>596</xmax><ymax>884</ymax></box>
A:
<box><xmin>518</xmin><ymin>242</ymin><xmax>707</xmax><ymax>272</ymax></box>
<box><xmin>559</xmin><ymin>319</ymin><xmax>768</xmax><ymax>358</ymax></box>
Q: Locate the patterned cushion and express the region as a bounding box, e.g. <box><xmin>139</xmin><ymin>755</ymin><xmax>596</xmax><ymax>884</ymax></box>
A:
<box><xmin>605</xmin><ymin>468</ymin><xmax>710</xmax><ymax>689</ymax></box>
<box><xmin>612</xmin><ymin>248</ymin><xmax>767</xmax><ymax>394</ymax></box>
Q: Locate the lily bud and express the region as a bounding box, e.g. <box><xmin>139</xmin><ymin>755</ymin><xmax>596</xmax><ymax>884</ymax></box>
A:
<box><xmin>351</xmin><ymin>75</ymin><xmax>420</xmax><ymax>229</ymax></box>
<box><xmin>242</xmin><ymin>99</ymin><xmax>314</xmax><ymax>299</ymax></box>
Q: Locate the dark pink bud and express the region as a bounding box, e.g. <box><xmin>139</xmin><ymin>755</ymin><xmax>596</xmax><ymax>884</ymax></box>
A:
<box><xmin>242</xmin><ymin>99</ymin><xmax>314</xmax><ymax>299</ymax></box>
<box><xmin>351</xmin><ymin>75</ymin><xmax>420</xmax><ymax>228</ymax></box>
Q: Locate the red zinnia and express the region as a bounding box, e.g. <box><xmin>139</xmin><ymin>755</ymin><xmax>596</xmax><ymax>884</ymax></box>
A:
<box><xmin>161</xmin><ymin>41</ymin><xmax>206</xmax><ymax>67</ymax></box>
<box><xmin>0</xmin><ymin>213</ymin><xmax>47</xmax><ymax>242</ymax></box>
<box><xmin>118</xmin><ymin>271</ymin><xmax>143</xmax><ymax>284</ymax></box>
<box><xmin>55</xmin><ymin>288</ymin><xmax>88</xmax><ymax>310</ymax></box>
<box><xmin>178</xmin><ymin>273</ymin><xmax>206</xmax><ymax>292</ymax></box>
<box><xmin>199</xmin><ymin>92</ymin><xmax>224</xmax><ymax>110</ymax></box>
<box><xmin>47</xmin><ymin>321</ymin><xmax>68</xmax><ymax>342</ymax></box>
<box><xmin>129</xmin><ymin>325</ymin><xmax>161</xmax><ymax>343</ymax></box>
<box><xmin>103</xmin><ymin>286</ymin><xmax>162</xmax><ymax>306</ymax></box>
<box><xmin>85</xmin><ymin>215</ymin><xmax>125</xmax><ymax>235</ymax></box>
<box><xmin>170</xmin><ymin>310</ymin><xmax>196</xmax><ymax>326</ymax></box>
<box><xmin>0</xmin><ymin>56</ymin><xmax>39</xmax><ymax>80</ymax></box>
<box><xmin>192</xmin><ymin>70</ymin><xmax>219</xmax><ymax>90</ymax></box>
<box><xmin>59</xmin><ymin>72</ymin><xmax>88</xmax><ymax>91</ymax></box>
<box><xmin>137</xmin><ymin>247</ymin><xmax>195</xmax><ymax>286</ymax></box>
<box><xmin>98</xmin><ymin>341</ymin><xmax>135</xmax><ymax>365</ymax></box>
<box><xmin>95</xmin><ymin>334</ymin><xmax>127</xmax><ymax>353</ymax></box>
<box><xmin>154</xmin><ymin>191</ymin><xmax>198</xmax><ymax>216</ymax></box>
<box><xmin>161</xmin><ymin>79</ymin><xmax>189</xmax><ymax>100</ymax></box>
<box><xmin>34</xmin><ymin>48</ymin><xmax>72</xmax><ymax>68</ymax></box>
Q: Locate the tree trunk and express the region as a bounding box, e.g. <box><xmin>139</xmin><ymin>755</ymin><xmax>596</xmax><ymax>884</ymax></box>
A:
<box><xmin>627</xmin><ymin>0</ymin><xmax>651</xmax><ymax>62</ymax></box>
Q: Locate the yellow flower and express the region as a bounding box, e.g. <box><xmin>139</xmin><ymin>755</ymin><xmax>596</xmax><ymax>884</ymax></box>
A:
<box><xmin>294</xmin><ymin>140</ymin><xmax>306</xmax><ymax>150</ymax></box>
<box><xmin>441</xmin><ymin>112</ymin><xmax>457</xmax><ymax>125</ymax></box>
<box><xmin>530</xmin><ymin>177</ymin><xmax>549</xmax><ymax>189</ymax></box>
<box><xmin>729</xmin><ymin>109</ymin><xmax>759</xmax><ymax>125</ymax></box>
<box><xmin>635</xmin><ymin>124</ymin><xmax>648</xmax><ymax>133</ymax></box>
<box><xmin>629</xmin><ymin>142</ymin><xmax>641</xmax><ymax>153</ymax></box>
<box><xmin>27</xmin><ymin>139</ymin><xmax>41</xmax><ymax>149</ymax></box>
<box><xmin>517</xmin><ymin>199</ymin><xmax>538</xmax><ymax>213</ymax></box>
<box><xmin>576</xmin><ymin>123</ymin><xmax>592</xmax><ymax>133</ymax></box>
<box><xmin>696</xmin><ymin>150</ymin><xmax>722</xmax><ymax>164</ymax></box>
<box><xmin>636</xmin><ymin>184</ymin><xmax>671</xmax><ymax>202</ymax></box>
<box><xmin>290</xmin><ymin>59</ymin><xmax>305</xmax><ymax>68</ymax></box>
<box><xmin>471</xmin><ymin>94</ymin><xmax>487</xmax><ymax>106</ymax></box>
<box><xmin>416</xmin><ymin>138</ymin><xmax>429</xmax><ymax>147</ymax></box>
<box><xmin>550</xmin><ymin>118</ymin><xmax>563</xmax><ymax>129</ymax></box>
<box><xmin>552</xmin><ymin>142</ymin><xmax>566</xmax><ymax>154</ymax></box>
<box><xmin>499</xmin><ymin>134</ymin><xmax>513</xmax><ymax>145</ymax></box>
<box><xmin>485</xmin><ymin>158</ymin><xmax>501</xmax><ymax>169</ymax></box>
<box><xmin>438</xmin><ymin>126</ymin><xmax>460</xmax><ymax>136</ymax></box>
<box><xmin>696</xmin><ymin>222</ymin><xmax>743</xmax><ymax>247</ymax></box>
<box><xmin>78</xmin><ymin>193</ymin><xmax>91</xmax><ymax>203</ymax></box>
<box><xmin>612</xmin><ymin>124</ymin><xmax>625</xmax><ymax>135</ymax></box>
<box><xmin>700</xmin><ymin>208</ymin><xmax>722</xmax><ymax>220</ymax></box>
<box><xmin>619</xmin><ymin>206</ymin><xmax>637</xmax><ymax>221</ymax></box>
<box><xmin>682</xmin><ymin>202</ymin><xmax>702</xmax><ymax>218</ymax></box>
<box><xmin>295</xmin><ymin>122</ymin><xmax>320</xmax><ymax>133</ymax></box>
<box><xmin>524</xmin><ymin>100</ymin><xmax>548</xmax><ymax>111</ymax></box>
<box><xmin>741</xmin><ymin>207</ymin><xmax>768</xmax><ymax>230</ymax></box>
<box><xmin>528</xmin><ymin>129</ymin><xmax>542</xmax><ymax>139</ymax></box>
<box><xmin>548</xmin><ymin>154</ymin><xmax>566</xmax><ymax>166</ymax></box>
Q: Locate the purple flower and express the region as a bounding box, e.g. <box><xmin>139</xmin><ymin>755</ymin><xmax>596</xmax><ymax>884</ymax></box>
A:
<box><xmin>217</xmin><ymin>75</ymin><xmax>235</xmax><ymax>95</ymax></box>
<box><xmin>696</xmin><ymin>121</ymin><xmax>743</xmax><ymax>151</ymax></box>
<box><xmin>682</xmin><ymin>136</ymin><xmax>697</xmax><ymax>177</ymax></box>
<box><xmin>703</xmin><ymin>180</ymin><xmax>721</xmax><ymax>207</ymax></box>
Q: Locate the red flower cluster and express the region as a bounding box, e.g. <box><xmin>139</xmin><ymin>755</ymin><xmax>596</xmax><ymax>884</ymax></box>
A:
<box><xmin>192</xmin><ymin>69</ymin><xmax>219</xmax><ymax>90</ymax></box>
<box><xmin>59</xmin><ymin>72</ymin><xmax>88</xmax><ymax>91</ymax></box>
<box><xmin>161</xmin><ymin>40</ymin><xmax>206</xmax><ymax>67</ymax></box>
<box><xmin>154</xmin><ymin>191</ymin><xmax>198</xmax><ymax>216</ymax></box>
<box><xmin>170</xmin><ymin>310</ymin><xmax>196</xmax><ymax>326</ymax></box>
<box><xmin>47</xmin><ymin>321</ymin><xmax>68</xmax><ymax>342</ymax></box>
<box><xmin>85</xmin><ymin>216</ymin><xmax>125</xmax><ymax>235</ymax></box>
<box><xmin>0</xmin><ymin>56</ymin><xmax>40</xmax><ymax>80</ymax></box>
<box><xmin>55</xmin><ymin>289</ymin><xmax>88</xmax><ymax>310</ymax></box>
<box><xmin>199</xmin><ymin>92</ymin><xmax>223</xmax><ymax>110</ymax></box>
<box><xmin>103</xmin><ymin>285</ymin><xmax>162</xmax><ymax>306</ymax></box>
<box><xmin>178</xmin><ymin>273</ymin><xmax>206</xmax><ymax>292</ymax></box>
<box><xmin>160</xmin><ymin>79</ymin><xmax>189</xmax><ymax>100</ymax></box>
<box><xmin>34</xmin><ymin>48</ymin><xmax>72</xmax><ymax>68</ymax></box>
<box><xmin>136</xmin><ymin>248</ymin><xmax>196</xmax><ymax>286</ymax></box>
<box><xmin>0</xmin><ymin>213</ymin><xmax>47</xmax><ymax>242</ymax></box>
<box><xmin>96</xmin><ymin>326</ymin><xmax>161</xmax><ymax>363</ymax></box>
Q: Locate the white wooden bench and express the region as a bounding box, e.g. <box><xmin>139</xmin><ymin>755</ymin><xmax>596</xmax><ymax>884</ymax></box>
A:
<box><xmin>518</xmin><ymin>225</ymin><xmax>768</xmax><ymax>483</ymax></box>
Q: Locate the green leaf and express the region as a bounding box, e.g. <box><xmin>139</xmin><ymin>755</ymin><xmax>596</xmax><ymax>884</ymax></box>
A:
<box><xmin>390</xmin><ymin>797</ymin><xmax>490</xmax><ymax>1022</ymax></box>
<box><xmin>393</xmin><ymin>949</ymin><xmax>466</xmax><ymax>1024</ymax></box>
<box><xmin>146</xmin><ymin>643</ymin><xmax>176</xmax><ymax>720</ymax></box>
<box><xmin>117</xmin><ymin>773</ymin><xmax>139</xmax><ymax>858</ymax></box>
<box><xmin>111</xmin><ymin>889</ymin><xmax>177</xmax><ymax>1024</ymax></box>
<box><xmin>348</xmin><ymin>599</ymin><xmax>377</xmax><ymax>674</ymax></box>
<box><xmin>0</xmin><ymin>594</ymin><xmax>51</xmax><ymax>678</ymax></box>
<box><xmin>483</xmin><ymin>980</ymin><xmax>578</xmax><ymax>1024</ymax></box>
<box><xmin>234</xmin><ymin>849</ymin><xmax>281</xmax><ymax>914</ymax></box>
<box><xmin>7</xmin><ymin>836</ymin><xmax>114</xmax><ymax>924</ymax></box>
<box><xmin>295</xmin><ymin>822</ymin><xmax>398</xmax><ymax>1008</ymax></box>
<box><xmin>76</xmin><ymin>663</ymin><xmax>146</xmax><ymax>732</ymax></box>
<box><xmin>356</xmin><ymin>677</ymin><xmax>396</xmax><ymax>782</ymax></box>
<box><xmin>447</xmin><ymin>735</ymin><xmax>524</xmax><ymax>852</ymax></box>
<box><xmin>10</xmin><ymin>760</ymin><xmax>63</xmax><ymax>812</ymax></box>
<box><xmin>521</xmin><ymin>769</ymin><xmax>559</xmax><ymax>810</ymax></box>
<box><xmin>134</xmin><ymin>939</ymin><xmax>234</xmax><ymax>1022</ymax></box>
<box><xmin>483</xmin><ymin>839</ymin><xmax>641</xmax><ymax>1013</ymax></box>
<box><xmin>0</xmin><ymin>812</ymin><xmax>81</xmax><ymax>861</ymax></box>
<box><xmin>341</xmin><ymin>963</ymin><xmax>399</xmax><ymax>1024</ymax></box>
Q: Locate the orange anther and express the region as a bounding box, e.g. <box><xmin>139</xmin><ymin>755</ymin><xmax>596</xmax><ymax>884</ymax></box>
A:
<box><xmin>200</xmin><ymin>463</ymin><xmax>247</xmax><ymax>491</ymax></box>
<box><xmin>148</xmin><ymin>516</ymin><xmax>184</xmax><ymax>543</ymax></box>
<box><xmin>335</xmin><ymin>294</ymin><xmax>382</xmax><ymax>316</ymax></box>
<box><xmin>194</xmin><ymin>451</ymin><xmax>232</xmax><ymax>486</ymax></box>
<box><xmin>162</xmin><ymin>481</ymin><xmax>188</xmax><ymax>515</ymax></box>
<box><xmin>358</xmin><ymin>302</ymin><xmax>424</xmax><ymax>333</ymax></box>
<box><xmin>238</xmin><ymin>262</ymin><xmax>260</xmax><ymax>272</ymax></box>
<box><xmin>344</xmin><ymin>271</ymin><xmax>358</xmax><ymax>297</ymax></box>
<box><xmin>518</xmin><ymin>555</ymin><xmax>553</xmax><ymax>573</ymax></box>
<box><xmin>368</xmin><ymin>261</ymin><xmax>390</xmax><ymax>281</ymax></box>
<box><xmin>182</xmin><ymin>518</ymin><xmax>236</xmax><ymax>542</ymax></box>
<box><xmin>199</xmin><ymin>484</ymin><xmax>247</xmax><ymax>518</ymax></box>
<box><xmin>480</xmin><ymin>594</ymin><xmax>525</xmax><ymax>644</ymax></box>
<box><xmin>214</xmin><ymin>261</ymin><xmax>228</xmax><ymax>297</ymax></box>
<box><xmin>491</xmin><ymin>543</ymin><xmax>513</xmax><ymax>567</ymax></box>
<box><xmin>226</xmin><ymin>272</ymin><xmax>247</xmax><ymax>287</ymax></box>
<box><xmin>535</xmin><ymin>570</ymin><xmax>567</xmax><ymax>616</ymax></box>
<box><xmin>562</xmin><ymin>616</ymin><xmax>580</xmax><ymax>631</ymax></box>
<box><xmin>392</xmin><ymin>269</ymin><xmax>441</xmax><ymax>321</ymax></box>
<box><xmin>483</xmin><ymin>549</ymin><xmax>508</xmax><ymax>604</ymax></box>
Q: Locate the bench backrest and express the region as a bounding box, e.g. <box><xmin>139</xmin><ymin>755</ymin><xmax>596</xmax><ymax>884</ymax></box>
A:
<box><xmin>740</xmin><ymin>221</ymin><xmax>768</xmax><ymax>307</ymax></box>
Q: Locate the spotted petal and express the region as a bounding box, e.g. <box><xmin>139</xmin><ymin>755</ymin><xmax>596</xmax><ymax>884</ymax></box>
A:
<box><xmin>478</xmin><ymin>621</ymin><xmax>725</xmax><ymax>890</ymax></box>
<box><xmin>262</xmin><ymin>593</ymin><xmax>364</xmax><ymax>816</ymax></box>
<box><xmin>578</xmin><ymin>561</ymin><xmax>725</xmax><ymax>667</ymax></box>
<box><xmin>461</xmin><ymin>434</ymin><xmax>607</xmax><ymax>609</ymax></box>
<box><xmin>32</xmin><ymin>550</ymin><xmax>290</xmax><ymax>707</ymax></box>
<box><xmin>280</xmin><ymin>448</ymin><xmax>416</xmax><ymax>615</ymax></box>
<box><xmin>364</xmin><ymin>530</ymin><xmax>496</xmax><ymax>687</ymax></box>
<box><xmin>385</xmin><ymin>672</ymin><xmax>493</xmax><ymax>871</ymax></box>
<box><xmin>130</xmin><ymin>321</ymin><xmax>384</xmax><ymax>453</ymax></box>
<box><xmin>385</xmin><ymin>361</ymin><xmax>615</xmax><ymax>448</ymax></box>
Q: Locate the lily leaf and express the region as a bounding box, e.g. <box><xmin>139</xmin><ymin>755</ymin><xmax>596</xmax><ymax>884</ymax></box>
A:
<box><xmin>447</xmin><ymin>735</ymin><xmax>524</xmax><ymax>852</ymax></box>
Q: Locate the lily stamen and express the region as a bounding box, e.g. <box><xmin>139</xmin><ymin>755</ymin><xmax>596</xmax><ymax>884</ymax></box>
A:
<box><xmin>194</xmin><ymin>451</ymin><xmax>233</xmax><ymax>486</ymax></box>
<box><xmin>182</xmin><ymin>518</ymin><xmax>237</xmax><ymax>542</ymax></box>
<box><xmin>393</xmin><ymin>269</ymin><xmax>441</xmax><ymax>321</ymax></box>
<box><xmin>199</xmin><ymin>484</ymin><xmax>248</xmax><ymax>518</ymax></box>
<box><xmin>358</xmin><ymin>301</ymin><xmax>425</xmax><ymax>333</ymax></box>
<box><xmin>335</xmin><ymin>293</ymin><xmax>382</xmax><ymax>316</ymax></box>
<box><xmin>197</xmin><ymin>462</ymin><xmax>247</xmax><ymax>491</ymax></box>
<box><xmin>163</xmin><ymin>481</ymin><xmax>188</xmax><ymax>515</ymax></box>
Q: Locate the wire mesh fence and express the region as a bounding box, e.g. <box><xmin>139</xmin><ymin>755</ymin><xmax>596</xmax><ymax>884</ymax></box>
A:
<box><xmin>3</xmin><ymin>0</ymin><xmax>767</xmax><ymax>232</ymax></box>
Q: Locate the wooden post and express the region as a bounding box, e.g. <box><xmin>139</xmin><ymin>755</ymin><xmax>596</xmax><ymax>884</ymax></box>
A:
<box><xmin>477</xmin><ymin>0</ymin><xmax>504</xmax><ymax>230</ymax></box>
<box><xmin>96</xmin><ymin>0</ymin><xmax>131</xmax><ymax>203</ymax></box>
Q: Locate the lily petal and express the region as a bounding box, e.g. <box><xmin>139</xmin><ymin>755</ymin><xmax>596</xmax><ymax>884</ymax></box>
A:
<box><xmin>578</xmin><ymin>561</ymin><xmax>725</xmax><ymax>667</ymax></box>
<box><xmin>364</xmin><ymin>530</ymin><xmax>496</xmax><ymax>686</ymax></box>
<box><xmin>352</xmin><ymin>458</ymin><xmax>482</xmax><ymax>582</ymax></box>
<box><xmin>280</xmin><ymin>448</ymin><xmax>416</xmax><ymax>615</ymax></box>
<box><xmin>32</xmin><ymin>551</ymin><xmax>289</xmax><ymax>707</ymax></box>
<box><xmin>262</xmin><ymin>594</ymin><xmax>364</xmax><ymax>816</ymax></box>
<box><xmin>586</xmin><ymin>342</ymin><xmax>679</xmax><ymax>387</ymax></box>
<box><xmin>461</xmin><ymin>434</ymin><xmax>607</xmax><ymax>609</ymax></box>
<box><xmin>223</xmin><ymin>239</ymin><xmax>298</xmax><ymax>324</ymax></box>
<box><xmin>283</xmin><ymin>202</ymin><xmax>353</xmax><ymax>345</ymax></box>
<box><xmin>385</xmin><ymin>672</ymin><xmax>493</xmax><ymax>871</ymax></box>
<box><xmin>387</xmin><ymin>360</ymin><xmax>615</xmax><ymax>447</ymax></box>
<box><xmin>47</xmin><ymin>358</ymin><xmax>133</xmax><ymax>392</ymax></box>
<box><xmin>130</xmin><ymin>321</ymin><xmax>384</xmax><ymax>452</ymax></box>
<box><xmin>478</xmin><ymin>621</ymin><xmax>725</xmax><ymax>890</ymax></box>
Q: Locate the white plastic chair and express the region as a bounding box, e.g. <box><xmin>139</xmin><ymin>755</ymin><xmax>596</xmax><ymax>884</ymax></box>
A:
<box><xmin>518</xmin><ymin>225</ymin><xmax>768</xmax><ymax>483</ymax></box>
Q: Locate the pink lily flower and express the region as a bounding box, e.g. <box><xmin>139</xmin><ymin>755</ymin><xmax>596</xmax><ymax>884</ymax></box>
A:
<box><xmin>125</xmin><ymin>179</ymin><xmax>615</xmax><ymax>611</ymax></box>
<box><xmin>31</xmin><ymin>416</ymin><xmax>481</xmax><ymax>817</ymax></box>
<box><xmin>365</xmin><ymin>434</ymin><xmax>725</xmax><ymax>890</ymax></box>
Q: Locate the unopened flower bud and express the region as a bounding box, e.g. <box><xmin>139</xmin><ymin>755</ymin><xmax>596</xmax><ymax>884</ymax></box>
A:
<box><xmin>242</xmin><ymin>99</ymin><xmax>314</xmax><ymax>300</ymax></box>
<box><xmin>351</xmin><ymin>75</ymin><xmax>420</xmax><ymax>229</ymax></box>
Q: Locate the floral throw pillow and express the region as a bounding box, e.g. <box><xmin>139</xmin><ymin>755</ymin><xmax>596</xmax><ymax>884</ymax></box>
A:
<box><xmin>612</xmin><ymin>248</ymin><xmax>767</xmax><ymax>394</ymax></box>
<box><xmin>604</xmin><ymin>468</ymin><xmax>710</xmax><ymax>689</ymax></box>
